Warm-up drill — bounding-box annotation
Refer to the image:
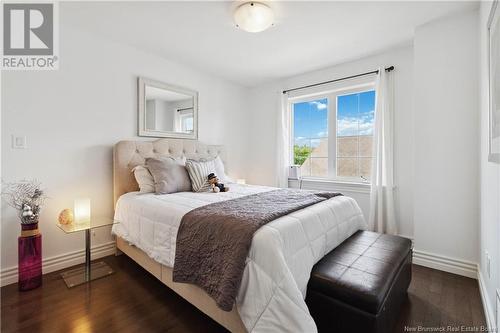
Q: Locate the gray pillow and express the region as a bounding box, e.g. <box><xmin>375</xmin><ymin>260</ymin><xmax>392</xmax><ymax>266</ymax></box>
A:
<box><xmin>145</xmin><ymin>157</ymin><xmax>192</xmax><ymax>194</ymax></box>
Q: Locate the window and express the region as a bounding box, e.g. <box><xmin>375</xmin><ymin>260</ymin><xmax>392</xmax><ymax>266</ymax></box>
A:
<box><xmin>180</xmin><ymin>114</ymin><xmax>194</xmax><ymax>132</ymax></box>
<box><xmin>293</xmin><ymin>98</ymin><xmax>329</xmax><ymax>178</ymax></box>
<box><xmin>291</xmin><ymin>84</ymin><xmax>375</xmax><ymax>182</ymax></box>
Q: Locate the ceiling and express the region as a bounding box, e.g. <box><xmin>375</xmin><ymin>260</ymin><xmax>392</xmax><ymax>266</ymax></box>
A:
<box><xmin>62</xmin><ymin>1</ymin><xmax>478</xmax><ymax>87</ymax></box>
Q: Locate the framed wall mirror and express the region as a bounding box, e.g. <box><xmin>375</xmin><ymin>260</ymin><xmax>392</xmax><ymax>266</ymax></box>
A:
<box><xmin>138</xmin><ymin>77</ymin><xmax>198</xmax><ymax>139</ymax></box>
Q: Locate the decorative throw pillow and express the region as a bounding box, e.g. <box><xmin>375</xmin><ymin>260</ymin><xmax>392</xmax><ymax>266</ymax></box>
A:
<box><xmin>145</xmin><ymin>157</ymin><xmax>192</xmax><ymax>194</ymax></box>
<box><xmin>185</xmin><ymin>159</ymin><xmax>217</xmax><ymax>192</ymax></box>
<box><xmin>132</xmin><ymin>165</ymin><xmax>155</xmax><ymax>193</ymax></box>
<box><xmin>188</xmin><ymin>155</ymin><xmax>232</xmax><ymax>183</ymax></box>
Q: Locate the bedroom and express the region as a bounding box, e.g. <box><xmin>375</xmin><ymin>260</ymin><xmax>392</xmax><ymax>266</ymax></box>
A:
<box><xmin>0</xmin><ymin>1</ymin><xmax>498</xmax><ymax>332</ymax></box>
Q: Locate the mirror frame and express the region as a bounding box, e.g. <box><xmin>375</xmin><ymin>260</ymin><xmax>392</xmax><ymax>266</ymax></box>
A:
<box><xmin>138</xmin><ymin>77</ymin><xmax>198</xmax><ymax>139</ymax></box>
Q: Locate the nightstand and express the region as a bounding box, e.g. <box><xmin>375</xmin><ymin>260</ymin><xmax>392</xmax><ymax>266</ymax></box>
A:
<box><xmin>57</xmin><ymin>217</ymin><xmax>118</xmax><ymax>288</ymax></box>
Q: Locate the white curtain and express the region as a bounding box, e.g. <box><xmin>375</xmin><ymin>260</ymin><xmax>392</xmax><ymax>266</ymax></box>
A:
<box><xmin>276</xmin><ymin>92</ymin><xmax>290</xmax><ymax>188</ymax></box>
<box><xmin>369</xmin><ymin>68</ymin><xmax>397</xmax><ymax>234</ymax></box>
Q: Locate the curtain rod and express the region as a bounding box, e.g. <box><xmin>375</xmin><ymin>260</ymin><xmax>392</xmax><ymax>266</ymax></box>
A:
<box><xmin>282</xmin><ymin>66</ymin><xmax>395</xmax><ymax>95</ymax></box>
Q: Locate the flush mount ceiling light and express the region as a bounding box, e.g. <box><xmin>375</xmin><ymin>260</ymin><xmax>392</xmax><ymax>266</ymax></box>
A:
<box><xmin>234</xmin><ymin>2</ymin><xmax>274</xmax><ymax>33</ymax></box>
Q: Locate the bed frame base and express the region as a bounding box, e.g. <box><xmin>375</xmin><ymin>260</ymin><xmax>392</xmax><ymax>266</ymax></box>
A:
<box><xmin>116</xmin><ymin>237</ymin><xmax>247</xmax><ymax>333</ymax></box>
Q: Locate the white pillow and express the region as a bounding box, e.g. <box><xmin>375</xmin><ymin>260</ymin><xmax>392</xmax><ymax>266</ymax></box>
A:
<box><xmin>185</xmin><ymin>159</ymin><xmax>217</xmax><ymax>192</ymax></box>
<box><xmin>132</xmin><ymin>165</ymin><xmax>155</xmax><ymax>193</ymax></box>
<box><xmin>213</xmin><ymin>156</ymin><xmax>233</xmax><ymax>183</ymax></box>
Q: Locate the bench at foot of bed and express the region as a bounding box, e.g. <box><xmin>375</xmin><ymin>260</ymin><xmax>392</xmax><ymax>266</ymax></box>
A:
<box><xmin>306</xmin><ymin>230</ymin><xmax>412</xmax><ymax>333</ymax></box>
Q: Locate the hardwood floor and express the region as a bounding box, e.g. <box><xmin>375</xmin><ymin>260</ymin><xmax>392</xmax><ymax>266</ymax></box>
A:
<box><xmin>1</xmin><ymin>255</ymin><xmax>486</xmax><ymax>333</ymax></box>
<box><xmin>394</xmin><ymin>265</ymin><xmax>486</xmax><ymax>332</ymax></box>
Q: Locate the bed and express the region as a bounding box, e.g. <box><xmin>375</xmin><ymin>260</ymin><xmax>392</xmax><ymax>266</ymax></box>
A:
<box><xmin>112</xmin><ymin>138</ymin><xmax>366</xmax><ymax>333</ymax></box>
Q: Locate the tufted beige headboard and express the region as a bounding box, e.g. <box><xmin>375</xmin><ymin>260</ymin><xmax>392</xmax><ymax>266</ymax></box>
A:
<box><xmin>113</xmin><ymin>138</ymin><xmax>226</xmax><ymax>205</ymax></box>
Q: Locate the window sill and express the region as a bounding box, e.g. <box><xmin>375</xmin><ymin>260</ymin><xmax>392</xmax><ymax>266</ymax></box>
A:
<box><xmin>288</xmin><ymin>178</ymin><xmax>371</xmax><ymax>194</ymax></box>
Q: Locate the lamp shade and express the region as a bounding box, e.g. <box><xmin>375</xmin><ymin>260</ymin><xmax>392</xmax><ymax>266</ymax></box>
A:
<box><xmin>74</xmin><ymin>198</ymin><xmax>91</xmax><ymax>223</ymax></box>
<box><xmin>234</xmin><ymin>2</ymin><xmax>274</xmax><ymax>33</ymax></box>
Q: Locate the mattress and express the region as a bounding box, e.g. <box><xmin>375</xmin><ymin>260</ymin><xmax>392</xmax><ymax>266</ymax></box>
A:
<box><xmin>112</xmin><ymin>184</ymin><xmax>366</xmax><ymax>332</ymax></box>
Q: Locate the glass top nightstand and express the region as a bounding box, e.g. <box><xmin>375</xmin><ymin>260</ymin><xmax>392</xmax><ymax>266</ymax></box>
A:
<box><xmin>57</xmin><ymin>217</ymin><xmax>118</xmax><ymax>288</ymax></box>
<box><xmin>57</xmin><ymin>217</ymin><xmax>118</xmax><ymax>233</ymax></box>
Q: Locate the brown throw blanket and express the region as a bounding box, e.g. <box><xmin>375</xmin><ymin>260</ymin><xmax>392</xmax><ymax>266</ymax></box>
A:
<box><xmin>172</xmin><ymin>188</ymin><xmax>342</xmax><ymax>311</ymax></box>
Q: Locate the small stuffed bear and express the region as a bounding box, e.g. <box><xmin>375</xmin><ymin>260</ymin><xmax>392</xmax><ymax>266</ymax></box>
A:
<box><xmin>207</xmin><ymin>173</ymin><xmax>229</xmax><ymax>193</ymax></box>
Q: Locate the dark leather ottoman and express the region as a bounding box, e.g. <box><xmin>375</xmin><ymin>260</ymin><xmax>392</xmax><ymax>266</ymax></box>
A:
<box><xmin>306</xmin><ymin>230</ymin><xmax>412</xmax><ymax>333</ymax></box>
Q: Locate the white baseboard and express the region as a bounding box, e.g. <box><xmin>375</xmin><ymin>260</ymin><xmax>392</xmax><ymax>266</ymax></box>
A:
<box><xmin>0</xmin><ymin>241</ymin><xmax>116</xmax><ymax>287</ymax></box>
<box><xmin>477</xmin><ymin>268</ymin><xmax>496</xmax><ymax>331</ymax></box>
<box><xmin>413</xmin><ymin>249</ymin><xmax>478</xmax><ymax>279</ymax></box>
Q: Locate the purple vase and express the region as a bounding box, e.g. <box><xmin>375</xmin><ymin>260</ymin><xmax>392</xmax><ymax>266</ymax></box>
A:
<box><xmin>18</xmin><ymin>223</ymin><xmax>42</xmax><ymax>291</ymax></box>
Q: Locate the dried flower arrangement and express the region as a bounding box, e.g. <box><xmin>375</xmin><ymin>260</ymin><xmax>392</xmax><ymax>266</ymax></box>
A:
<box><xmin>2</xmin><ymin>180</ymin><xmax>48</xmax><ymax>225</ymax></box>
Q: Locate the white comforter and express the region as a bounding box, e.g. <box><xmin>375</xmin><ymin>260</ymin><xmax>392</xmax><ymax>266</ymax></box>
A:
<box><xmin>112</xmin><ymin>184</ymin><xmax>366</xmax><ymax>332</ymax></box>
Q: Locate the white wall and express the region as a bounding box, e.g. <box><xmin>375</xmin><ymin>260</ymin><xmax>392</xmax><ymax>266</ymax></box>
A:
<box><xmin>413</xmin><ymin>9</ymin><xmax>479</xmax><ymax>264</ymax></box>
<box><xmin>248</xmin><ymin>45</ymin><xmax>415</xmax><ymax>238</ymax></box>
<box><xmin>1</xmin><ymin>20</ymin><xmax>250</xmax><ymax>280</ymax></box>
<box><xmin>479</xmin><ymin>1</ymin><xmax>500</xmax><ymax>328</ymax></box>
